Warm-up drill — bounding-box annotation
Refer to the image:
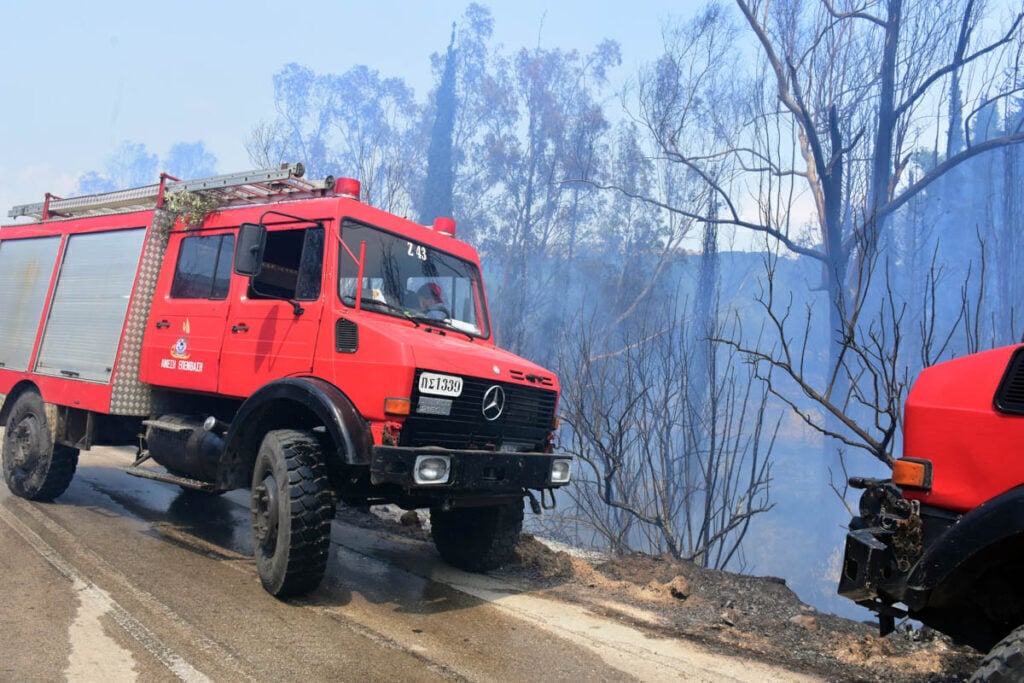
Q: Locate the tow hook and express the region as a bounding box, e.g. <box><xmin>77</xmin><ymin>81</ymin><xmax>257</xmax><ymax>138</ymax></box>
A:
<box><xmin>524</xmin><ymin>488</ymin><xmax>558</xmax><ymax>514</ymax></box>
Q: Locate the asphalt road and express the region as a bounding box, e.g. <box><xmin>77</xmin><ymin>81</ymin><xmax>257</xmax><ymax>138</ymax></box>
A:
<box><xmin>0</xmin><ymin>445</ymin><xmax>820</xmax><ymax>682</ymax></box>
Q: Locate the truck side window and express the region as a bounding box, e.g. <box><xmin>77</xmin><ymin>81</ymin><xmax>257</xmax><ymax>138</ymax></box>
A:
<box><xmin>249</xmin><ymin>227</ymin><xmax>324</xmax><ymax>301</ymax></box>
<box><xmin>170</xmin><ymin>234</ymin><xmax>234</xmax><ymax>299</ymax></box>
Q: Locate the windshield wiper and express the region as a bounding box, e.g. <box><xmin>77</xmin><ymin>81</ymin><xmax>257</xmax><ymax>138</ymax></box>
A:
<box><xmin>403</xmin><ymin>313</ymin><xmax>475</xmax><ymax>341</ymax></box>
<box><xmin>342</xmin><ymin>295</ymin><xmax>476</xmax><ymax>340</ymax></box>
<box><xmin>342</xmin><ymin>295</ymin><xmax>421</xmax><ymax>327</ymax></box>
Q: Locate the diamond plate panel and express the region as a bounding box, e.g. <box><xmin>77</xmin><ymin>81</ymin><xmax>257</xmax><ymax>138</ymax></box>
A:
<box><xmin>109</xmin><ymin>210</ymin><xmax>174</xmax><ymax>415</ymax></box>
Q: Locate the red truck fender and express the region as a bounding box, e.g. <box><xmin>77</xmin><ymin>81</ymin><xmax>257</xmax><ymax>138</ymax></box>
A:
<box><xmin>908</xmin><ymin>486</ymin><xmax>1024</xmax><ymax>600</ymax></box>
<box><xmin>217</xmin><ymin>377</ymin><xmax>372</xmax><ymax>489</ymax></box>
<box><xmin>904</xmin><ymin>486</ymin><xmax>1024</xmax><ymax>650</ymax></box>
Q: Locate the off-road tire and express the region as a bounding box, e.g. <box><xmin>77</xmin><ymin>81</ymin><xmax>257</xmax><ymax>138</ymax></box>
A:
<box><xmin>430</xmin><ymin>499</ymin><xmax>523</xmax><ymax>572</ymax></box>
<box><xmin>2</xmin><ymin>391</ymin><xmax>78</xmax><ymax>501</ymax></box>
<box><xmin>972</xmin><ymin>624</ymin><xmax>1024</xmax><ymax>682</ymax></box>
<box><xmin>250</xmin><ymin>429</ymin><xmax>335</xmax><ymax>597</ymax></box>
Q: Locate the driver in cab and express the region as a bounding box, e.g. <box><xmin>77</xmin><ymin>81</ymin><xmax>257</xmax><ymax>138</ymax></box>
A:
<box><xmin>417</xmin><ymin>283</ymin><xmax>449</xmax><ymax>321</ymax></box>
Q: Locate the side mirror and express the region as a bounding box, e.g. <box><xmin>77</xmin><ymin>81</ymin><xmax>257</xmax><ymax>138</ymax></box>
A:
<box><xmin>234</xmin><ymin>223</ymin><xmax>266</xmax><ymax>276</ymax></box>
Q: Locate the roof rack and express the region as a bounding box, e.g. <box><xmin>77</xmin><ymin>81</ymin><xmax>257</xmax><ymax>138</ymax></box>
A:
<box><xmin>8</xmin><ymin>163</ymin><xmax>331</xmax><ymax>220</ymax></box>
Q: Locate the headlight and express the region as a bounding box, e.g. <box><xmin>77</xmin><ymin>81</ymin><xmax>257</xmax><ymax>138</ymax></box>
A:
<box><xmin>413</xmin><ymin>455</ymin><xmax>451</xmax><ymax>484</ymax></box>
<box><xmin>549</xmin><ymin>459</ymin><xmax>572</xmax><ymax>484</ymax></box>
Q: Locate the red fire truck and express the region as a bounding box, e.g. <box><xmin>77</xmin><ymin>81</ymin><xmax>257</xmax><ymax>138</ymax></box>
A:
<box><xmin>838</xmin><ymin>345</ymin><xmax>1024</xmax><ymax>679</ymax></box>
<box><xmin>0</xmin><ymin>164</ymin><xmax>570</xmax><ymax>597</ymax></box>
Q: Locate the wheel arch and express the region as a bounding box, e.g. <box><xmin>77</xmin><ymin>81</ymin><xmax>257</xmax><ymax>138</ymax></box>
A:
<box><xmin>910</xmin><ymin>485</ymin><xmax>1024</xmax><ymax>592</ymax></box>
<box><xmin>0</xmin><ymin>380</ymin><xmax>43</xmax><ymax>425</ymax></box>
<box><xmin>217</xmin><ymin>377</ymin><xmax>372</xmax><ymax>490</ymax></box>
<box><xmin>907</xmin><ymin>486</ymin><xmax>1024</xmax><ymax>650</ymax></box>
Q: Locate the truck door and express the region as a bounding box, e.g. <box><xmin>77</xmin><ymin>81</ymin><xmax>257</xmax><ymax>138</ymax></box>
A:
<box><xmin>140</xmin><ymin>231</ymin><xmax>233</xmax><ymax>393</ymax></box>
<box><xmin>218</xmin><ymin>223</ymin><xmax>326</xmax><ymax>397</ymax></box>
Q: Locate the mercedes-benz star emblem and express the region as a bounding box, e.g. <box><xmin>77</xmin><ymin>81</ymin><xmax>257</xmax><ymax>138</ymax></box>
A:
<box><xmin>482</xmin><ymin>385</ymin><xmax>505</xmax><ymax>421</ymax></box>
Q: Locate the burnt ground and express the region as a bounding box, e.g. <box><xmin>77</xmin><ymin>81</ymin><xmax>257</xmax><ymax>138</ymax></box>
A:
<box><xmin>498</xmin><ymin>537</ymin><xmax>981</xmax><ymax>682</ymax></box>
<box><xmin>345</xmin><ymin>506</ymin><xmax>983</xmax><ymax>683</ymax></box>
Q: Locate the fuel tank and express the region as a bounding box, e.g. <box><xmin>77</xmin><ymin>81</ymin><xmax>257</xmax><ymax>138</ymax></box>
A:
<box><xmin>145</xmin><ymin>414</ymin><xmax>224</xmax><ymax>482</ymax></box>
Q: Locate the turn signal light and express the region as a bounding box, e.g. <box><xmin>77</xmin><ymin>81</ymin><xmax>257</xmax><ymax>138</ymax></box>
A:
<box><xmin>384</xmin><ymin>397</ymin><xmax>411</xmax><ymax>416</ymax></box>
<box><xmin>892</xmin><ymin>458</ymin><xmax>932</xmax><ymax>490</ymax></box>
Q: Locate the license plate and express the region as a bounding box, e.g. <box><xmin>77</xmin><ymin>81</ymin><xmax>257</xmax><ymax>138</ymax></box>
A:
<box><xmin>418</xmin><ymin>372</ymin><xmax>463</xmax><ymax>397</ymax></box>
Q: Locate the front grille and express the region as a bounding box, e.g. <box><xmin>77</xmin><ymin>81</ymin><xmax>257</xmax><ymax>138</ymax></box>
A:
<box><xmin>995</xmin><ymin>347</ymin><xmax>1024</xmax><ymax>414</ymax></box>
<box><xmin>401</xmin><ymin>369</ymin><xmax>556</xmax><ymax>451</ymax></box>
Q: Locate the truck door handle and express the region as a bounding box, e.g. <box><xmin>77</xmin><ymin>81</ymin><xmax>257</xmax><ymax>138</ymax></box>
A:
<box><xmin>232</xmin><ymin>323</ymin><xmax>249</xmax><ymax>333</ymax></box>
<box><xmin>155</xmin><ymin>320</ymin><xmax>170</xmax><ymax>329</ymax></box>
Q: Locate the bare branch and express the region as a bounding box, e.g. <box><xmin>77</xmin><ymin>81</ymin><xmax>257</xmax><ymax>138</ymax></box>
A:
<box><xmin>894</xmin><ymin>9</ymin><xmax>1024</xmax><ymax>119</ymax></box>
<box><xmin>878</xmin><ymin>132</ymin><xmax>1024</xmax><ymax>222</ymax></box>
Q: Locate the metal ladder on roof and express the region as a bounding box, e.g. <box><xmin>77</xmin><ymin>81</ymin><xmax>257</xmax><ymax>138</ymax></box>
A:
<box><xmin>7</xmin><ymin>163</ymin><xmax>331</xmax><ymax>220</ymax></box>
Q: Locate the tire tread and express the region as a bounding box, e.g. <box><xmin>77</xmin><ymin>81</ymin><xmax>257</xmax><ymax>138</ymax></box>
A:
<box><xmin>431</xmin><ymin>500</ymin><xmax>523</xmax><ymax>572</ymax></box>
<box><xmin>254</xmin><ymin>429</ymin><xmax>335</xmax><ymax>597</ymax></box>
<box><xmin>2</xmin><ymin>392</ymin><xmax>78</xmax><ymax>502</ymax></box>
<box><xmin>32</xmin><ymin>445</ymin><xmax>79</xmax><ymax>502</ymax></box>
<box><xmin>972</xmin><ymin>624</ymin><xmax>1024</xmax><ymax>682</ymax></box>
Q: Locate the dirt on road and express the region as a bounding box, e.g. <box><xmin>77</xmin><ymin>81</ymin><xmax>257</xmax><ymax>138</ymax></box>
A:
<box><xmin>361</xmin><ymin>506</ymin><xmax>982</xmax><ymax>683</ymax></box>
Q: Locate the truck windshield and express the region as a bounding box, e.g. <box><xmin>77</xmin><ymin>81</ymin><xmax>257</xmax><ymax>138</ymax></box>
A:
<box><xmin>338</xmin><ymin>220</ymin><xmax>490</xmax><ymax>338</ymax></box>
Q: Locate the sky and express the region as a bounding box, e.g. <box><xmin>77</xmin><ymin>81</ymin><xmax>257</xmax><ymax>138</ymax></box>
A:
<box><xmin>0</xmin><ymin>0</ymin><xmax>693</xmax><ymax>222</ymax></box>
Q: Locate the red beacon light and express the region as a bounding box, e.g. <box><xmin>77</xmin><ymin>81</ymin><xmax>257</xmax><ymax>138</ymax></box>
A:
<box><xmin>433</xmin><ymin>216</ymin><xmax>456</xmax><ymax>237</ymax></box>
<box><xmin>334</xmin><ymin>177</ymin><xmax>361</xmax><ymax>200</ymax></box>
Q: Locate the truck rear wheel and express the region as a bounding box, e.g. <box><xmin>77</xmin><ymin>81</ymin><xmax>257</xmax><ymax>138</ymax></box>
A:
<box><xmin>430</xmin><ymin>499</ymin><xmax>523</xmax><ymax>572</ymax></box>
<box><xmin>972</xmin><ymin>624</ymin><xmax>1024</xmax><ymax>682</ymax></box>
<box><xmin>250</xmin><ymin>429</ymin><xmax>335</xmax><ymax>597</ymax></box>
<box><xmin>2</xmin><ymin>392</ymin><xmax>78</xmax><ymax>501</ymax></box>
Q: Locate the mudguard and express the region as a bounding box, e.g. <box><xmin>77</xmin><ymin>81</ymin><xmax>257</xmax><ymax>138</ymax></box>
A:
<box><xmin>219</xmin><ymin>377</ymin><xmax>373</xmax><ymax>488</ymax></box>
<box><xmin>907</xmin><ymin>485</ymin><xmax>1024</xmax><ymax>607</ymax></box>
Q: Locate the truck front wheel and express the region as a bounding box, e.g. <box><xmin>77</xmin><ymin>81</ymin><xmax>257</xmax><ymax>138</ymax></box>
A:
<box><xmin>250</xmin><ymin>429</ymin><xmax>335</xmax><ymax>597</ymax></box>
<box><xmin>972</xmin><ymin>624</ymin><xmax>1024</xmax><ymax>682</ymax></box>
<box><xmin>2</xmin><ymin>391</ymin><xmax>78</xmax><ymax>501</ymax></box>
<box><xmin>430</xmin><ymin>499</ymin><xmax>523</xmax><ymax>572</ymax></box>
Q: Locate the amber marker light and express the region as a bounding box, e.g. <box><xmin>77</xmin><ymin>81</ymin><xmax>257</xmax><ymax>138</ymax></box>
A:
<box><xmin>892</xmin><ymin>458</ymin><xmax>932</xmax><ymax>490</ymax></box>
<box><xmin>384</xmin><ymin>397</ymin><xmax>411</xmax><ymax>416</ymax></box>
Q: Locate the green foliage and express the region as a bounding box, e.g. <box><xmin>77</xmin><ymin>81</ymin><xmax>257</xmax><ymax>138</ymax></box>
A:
<box><xmin>164</xmin><ymin>189</ymin><xmax>222</xmax><ymax>228</ymax></box>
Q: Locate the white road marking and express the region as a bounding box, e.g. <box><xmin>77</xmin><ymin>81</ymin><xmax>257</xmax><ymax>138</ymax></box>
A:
<box><xmin>0</xmin><ymin>506</ymin><xmax>210</xmax><ymax>683</ymax></box>
<box><xmin>15</xmin><ymin>501</ymin><xmax>257</xmax><ymax>682</ymax></box>
<box><xmin>66</xmin><ymin>575</ymin><xmax>137</xmax><ymax>682</ymax></box>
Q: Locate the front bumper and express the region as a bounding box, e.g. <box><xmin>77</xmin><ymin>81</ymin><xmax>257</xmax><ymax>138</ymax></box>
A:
<box><xmin>369</xmin><ymin>446</ymin><xmax>570</xmax><ymax>492</ymax></box>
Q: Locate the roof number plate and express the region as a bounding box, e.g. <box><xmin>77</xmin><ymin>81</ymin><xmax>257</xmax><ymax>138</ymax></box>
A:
<box><xmin>419</xmin><ymin>372</ymin><xmax>463</xmax><ymax>398</ymax></box>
